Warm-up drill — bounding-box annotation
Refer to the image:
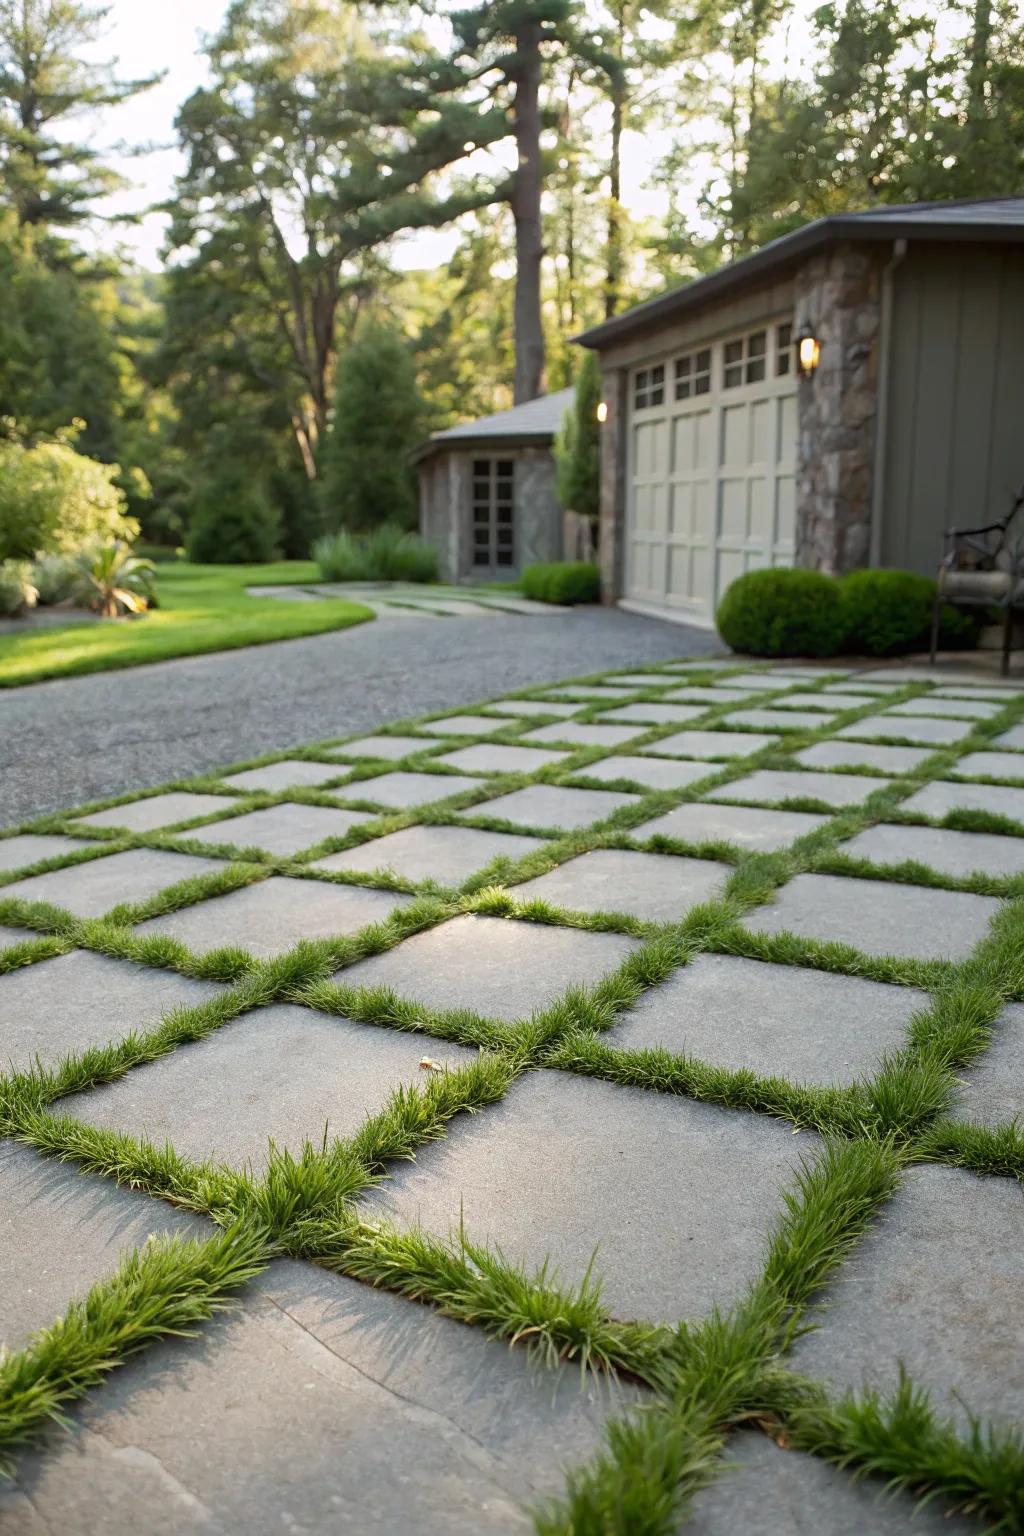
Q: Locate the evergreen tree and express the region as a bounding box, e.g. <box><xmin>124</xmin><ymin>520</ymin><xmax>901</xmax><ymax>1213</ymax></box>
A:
<box><xmin>554</xmin><ymin>349</ymin><xmax>600</xmax><ymax>522</ymax></box>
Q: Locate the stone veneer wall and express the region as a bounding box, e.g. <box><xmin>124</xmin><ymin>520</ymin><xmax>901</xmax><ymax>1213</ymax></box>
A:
<box><xmin>597</xmin><ymin>366</ymin><xmax>629</xmax><ymax>601</ymax></box>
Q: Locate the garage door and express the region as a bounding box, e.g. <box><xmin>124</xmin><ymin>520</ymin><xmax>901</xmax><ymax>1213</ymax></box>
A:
<box><xmin>624</xmin><ymin>321</ymin><xmax>798</xmax><ymax>624</ymax></box>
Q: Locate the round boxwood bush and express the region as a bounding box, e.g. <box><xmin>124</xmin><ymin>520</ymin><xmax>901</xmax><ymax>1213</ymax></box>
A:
<box><xmin>715</xmin><ymin>567</ymin><xmax>844</xmax><ymax>657</ymax></box>
<box><xmin>521</xmin><ymin>561</ymin><xmax>600</xmax><ymax>604</ymax></box>
<box><xmin>839</xmin><ymin>568</ymin><xmax>936</xmax><ymax>655</ymax></box>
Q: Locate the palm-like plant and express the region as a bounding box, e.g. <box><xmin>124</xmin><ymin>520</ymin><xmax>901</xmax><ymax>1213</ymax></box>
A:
<box><xmin>73</xmin><ymin>541</ymin><xmax>156</xmax><ymax>619</ymax></box>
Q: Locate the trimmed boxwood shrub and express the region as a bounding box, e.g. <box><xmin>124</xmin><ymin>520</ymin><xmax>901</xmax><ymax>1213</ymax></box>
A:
<box><xmin>521</xmin><ymin>561</ymin><xmax>600</xmax><ymax>604</ymax></box>
<box><xmin>839</xmin><ymin>568</ymin><xmax>976</xmax><ymax>655</ymax></box>
<box><xmin>715</xmin><ymin>567</ymin><xmax>844</xmax><ymax>657</ymax></box>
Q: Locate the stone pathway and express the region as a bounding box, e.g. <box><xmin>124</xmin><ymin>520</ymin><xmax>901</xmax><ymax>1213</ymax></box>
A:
<box><xmin>247</xmin><ymin>580</ymin><xmax>569</xmax><ymax>618</ymax></box>
<box><xmin>1</xmin><ymin>657</ymin><xmax>1023</xmax><ymax>1533</ymax></box>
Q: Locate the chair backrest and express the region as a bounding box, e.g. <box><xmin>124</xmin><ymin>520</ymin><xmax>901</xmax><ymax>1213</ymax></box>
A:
<box><xmin>994</xmin><ymin>486</ymin><xmax>1024</xmax><ymax>566</ymax></box>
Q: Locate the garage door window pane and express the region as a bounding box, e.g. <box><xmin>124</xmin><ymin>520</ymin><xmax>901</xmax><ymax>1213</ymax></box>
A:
<box><xmin>724</xmin><ymin>340</ymin><xmax>743</xmax><ymax>389</ymax></box>
<box><xmin>674</xmin><ymin>355</ymin><xmax>692</xmax><ymax>400</ymax></box>
<box><xmin>776</xmin><ymin>323</ymin><xmax>793</xmax><ymax>376</ymax></box>
<box><xmin>695</xmin><ymin>349</ymin><xmax>711</xmax><ymax>394</ymax></box>
<box><xmin>745</xmin><ymin>331</ymin><xmax>767</xmax><ymax>383</ymax></box>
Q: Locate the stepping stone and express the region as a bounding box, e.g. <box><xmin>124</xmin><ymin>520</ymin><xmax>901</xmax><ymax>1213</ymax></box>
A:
<box><xmin>605</xmin><ymin>672</ymin><xmax>678</xmax><ymax>687</ymax></box>
<box><xmin>541</xmin><ymin>684</ymin><xmax>638</xmax><ymax>700</ymax></box>
<box><xmin>521</xmin><ymin>721</ymin><xmax>642</xmax><ymax>749</ymax></box>
<box><xmin>136</xmin><ymin>876</ymin><xmax>412</xmax><ymax>958</ymax></box>
<box><xmin>73</xmin><ymin>791</ymin><xmax>232</xmax><ymax>833</ymax></box>
<box><xmin>330</xmin><ymin>733</ymin><xmax>449</xmax><ymax>760</ymax></box>
<box><xmin>218</xmin><ymin>760</ymin><xmax>349</xmax><ymax>793</ymax></box>
<box><xmin>761</xmin><ymin>666</ymin><xmax>850</xmax><ymax>680</ymax></box>
<box><xmin>993</xmin><ymin>724</ymin><xmax>1024</xmax><ymax>750</ymax></box>
<box><xmin>792</xmin><ymin>1165</ymin><xmax>1024</xmax><ymax>1430</ymax></box>
<box><xmin>511</xmin><ymin>849</ymin><xmax>728</xmax><ymax>922</ymax></box>
<box><xmin>841</xmin><ymin>823</ymin><xmax>1024</xmax><ymax>880</ymax></box>
<box><xmin>568</xmin><ymin>755</ymin><xmax>714</xmax><ymax>791</ymax></box>
<box><xmin>856</xmin><ymin>666</ymin><xmax>1010</xmax><ymax>685</ymax></box>
<box><xmin>837</xmin><ymin>714</ymin><xmax>971</xmax><ymax>745</ymax></box>
<box><xmin>0</xmin><ymin>1141</ymin><xmax>209</xmax><ymax>1354</ymax></box>
<box><xmin>708</xmin><ymin>769</ymin><xmax>891</xmax><ymax>809</ymax></box>
<box><xmin>315</xmin><ymin>825</ymin><xmax>545</xmax><ymax>887</ymax></box>
<box><xmin>770</xmin><ymin>690</ymin><xmax>866</xmax><ymax>710</ymax></box>
<box><xmin>714</xmin><ymin>674</ymin><xmax>792</xmax><ymax>692</ymax></box>
<box><xmin>340</xmin><ymin>771</ymin><xmax>479</xmax><ymax>810</ymax></box>
<box><xmin>663</xmin><ymin>686</ymin><xmax>762</xmax><ymax>705</ymax></box>
<box><xmin>723</xmin><ymin>707</ymin><xmax>838</xmax><ymax>731</ymax></box>
<box><xmin>0</xmin><ymin>950</ymin><xmax>224</xmax><ymax>1074</ymax></box>
<box><xmin>664</xmin><ymin>657</ymin><xmax>735</xmax><ymax>670</ymax></box>
<box><xmin>935</xmin><ymin>684</ymin><xmax>1024</xmax><ymax>701</ymax></box>
<box><xmin>433</xmin><ymin>743</ymin><xmax>569</xmax><ymax>775</ymax></box>
<box><xmin>486</xmin><ymin>699</ymin><xmax>581</xmax><ymax>718</ymax></box>
<box><xmin>0</xmin><ymin>1260</ymin><xmax>631</xmax><ymax>1536</ymax></box>
<box><xmin>744</xmin><ymin>872</ymin><xmax>1000</xmax><ymax>960</ymax></box>
<box><xmin>183</xmin><ymin>803</ymin><xmax>369</xmax><ymax>857</ymax></box>
<box><xmin>633</xmin><ymin>802</ymin><xmax>827</xmax><ymax>852</ymax></box>
<box><xmin>642</xmin><ymin>730</ymin><xmax>779</xmax><ymax>760</ymax></box>
<box><xmin>952</xmin><ymin>1003</ymin><xmax>1024</xmax><ymax>1127</ymax></box>
<box><xmin>368</xmin><ymin>1070</ymin><xmax>819</xmax><ymax>1324</ymax></box>
<box><xmin>0</xmin><ymin>834</ymin><xmax>84</xmax><ymax>873</ymax></box>
<box><xmin>3</xmin><ymin>848</ymin><xmax>221</xmax><ymax>919</ymax></box>
<box><xmin>615</xmin><ymin>953</ymin><xmax>925</xmax><ymax>1085</ymax></box>
<box><xmin>468</xmin><ymin>784</ymin><xmax>639</xmax><ymax>832</ymax></box>
<box><xmin>950</xmin><ymin>750</ymin><xmax>1024</xmax><ymax>781</ymax></box>
<box><xmin>901</xmin><ymin>780</ymin><xmax>1024</xmax><ymax>823</ymax></box>
<box><xmin>418</xmin><ymin>715</ymin><xmax>509</xmax><ymax>736</ymax></box>
<box><xmin>795</xmin><ymin>740</ymin><xmax>932</xmax><ymax>774</ymax></box>
<box><xmin>823</xmin><ymin>680</ymin><xmax>903</xmax><ymax>694</ymax></box>
<box><xmin>0</xmin><ymin>925</ymin><xmax>34</xmax><ymax>951</ymax></box>
<box><xmin>887</xmin><ymin>696</ymin><xmax>1002</xmax><ymax>720</ymax></box>
<box><xmin>63</xmin><ymin>1005</ymin><xmax>477</xmax><ymax>1170</ymax></box>
<box><xmin>597</xmin><ymin>702</ymin><xmax>704</xmax><ymax>725</ymax></box>
<box><xmin>341</xmin><ymin>912</ymin><xmax>638</xmax><ymax>1020</ymax></box>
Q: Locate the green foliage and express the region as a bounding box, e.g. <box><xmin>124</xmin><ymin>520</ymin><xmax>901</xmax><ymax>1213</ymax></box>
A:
<box><xmin>0</xmin><ymin>560</ymin><xmax>38</xmax><ymax>617</ymax></box>
<box><xmin>839</xmin><ymin>568</ymin><xmax>935</xmax><ymax>656</ymax></box>
<box><xmin>70</xmin><ymin>541</ymin><xmax>156</xmax><ymax>618</ymax></box>
<box><xmin>186</xmin><ymin>459</ymin><xmax>282</xmax><ymax>566</ymax></box>
<box><xmin>553</xmin><ymin>351</ymin><xmax>600</xmax><ymax>519</ymax></box>
<box><xmin>31</xmin><ymin>551</ymin><xmax>77</xmax><ymax>605</ymax></box>
<box><xmin>313</xmin><ymin>524</ymin><xmax>439</xmax><ymax>583</ymax></box>
<box><xmin>0</xmin><ymin>434</ymin><xmax>138</xmax><ymax>561</ymax></box>
<box><xmin>521</xmin><ymin>561</ymin><xmax>600</xmax><ymax>604</ymax></box>
<box><xmin>716</xmin><ymin>568</ymin><xmax>845</xmax><ymax>657</ymax></box>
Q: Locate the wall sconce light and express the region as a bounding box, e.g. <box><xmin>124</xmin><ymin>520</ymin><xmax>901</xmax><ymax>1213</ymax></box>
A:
<box><xmin>795</xmin><ymin>323</ymin><xmax>821</xmax><ymax>379</ymax></box>
<box><xmin>596</xmin><ymin>400</ymin><xmax>608</xmax><ymax>423</ymax></box>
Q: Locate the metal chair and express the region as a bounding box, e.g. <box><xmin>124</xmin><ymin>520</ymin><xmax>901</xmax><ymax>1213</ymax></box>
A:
<box><xmin>930</xmin><ymin>486</ymin><xmax>1024</xmax><ymax>676</ymax></box>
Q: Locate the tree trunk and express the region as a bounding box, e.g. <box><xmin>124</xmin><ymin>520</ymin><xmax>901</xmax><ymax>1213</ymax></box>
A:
<box><xmin>604</xmin><ymin>5</ymin><xmax>626</xmax><ymax>320</ymax></box>
<box><xmin>510</xmin><ymin>20</ymin><xmax>545</xmax><ymax>403</ymax></box>
<box><xmin>967</xmin><ymin>0</ymin><xmax>992</xmax><ymax>134</ymax></box>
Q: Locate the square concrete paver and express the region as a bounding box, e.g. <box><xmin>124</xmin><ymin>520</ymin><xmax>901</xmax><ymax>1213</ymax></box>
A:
<box><xmin>73</xmin><ymin>792</ymin><xmax>232</xmax><ymax>833</ymax></box>
<box><xmin>824</xmin><ymin>679</ymin><xmax>903</xmax><ymax>694</ymax></box>
<box><xmin>792</xmin><ymin>1165</ymin><xmax>1024</xmax><ymax>1430</ymax></box>
<box><xmin>713</xmin><ymin>673</ymin><xmax>791</xmax><ymax>692</ymax></box>
<box><xmin>707</xmin><ymin>769</ymin><xmax>891</xmax><ymax>809</ymax></box>
<box><xmin>433</xmin><ymin>743</ymin><xmax>569</xmax><ymax>775</ymax></box>
<box><xmin>218</xmin><ymin>760</ymin><xmax>349</xmax><ymax>793</ymax></box>
<box><xmin>953</xmin><ymin>1003</ymin><xmax>1024</xmax><ymax>1126</ymax></box>
<box><xmin>511</xmin><ymin>849</ymin><xmax>728</xmax><ymax>922</ymax></box>
<box><xmin>342</xmin><ymin>771</ymin><xmax>479</xmax><ymax>810</ymax></box>
<box><xmin>992</xmin><ymin>724</ymin><xmax>1024</xmax><ymax>750</ymax></box>
<box><xmin>313</xmin><ymin>825</ymin><xmax>545</xmax><ymax>887</ymax></box>
<box><xmin>888</xmin><ymin>696</ymin><xmax>1002</xmax><ymax>721</ymax></box>
<box><xmin>641</xmin><ymin>730</ymin><xmax>779</xmax><ymax>760</ymax></box>
<box><xmin>773</xmin><ymin>690</ymin><xmax>867</xmax><ymax>711</ymax></box>
<box><xmin>368</xmin><ymin>1070</ymin><xmax>819</xmax><ymax>1323</ymax></box>
<box><xmin>0</xmin><ymin>950</ymin><xmax>224</xmax><ymax>1074</ymax></box>
<box><xmin>901</xmin><ymin>779</ymin><xmax>1024</xmax><ymax>823</ymax></box>
<box><xmin>521</xmin><ymin>721</ymin><xmax>643</xmax><ymax>749</ymax></box>
<box><xmin>184</xmin><ymin>803</ymin><xmax>369</xmax><ymax>857</ymax></box>
<box><xmin>1</xmin><ymin>1141</ymin><xmax>209</xmax><ymax>1353</ymax></box>
<box><xmin>0</xmin><ymin>1261</ymin><xmax>632</xmax><ymax>1536</ymax></box>
<box><xmin>795</xmin><ymin>739</ymin><xmax>932</xmax><ymax>774</ymax></box>
<box><xmin>633</xmin><ymin>802</ymin><xmax>827</xmax><ymax>852</ymax></box>
<box><xmin>722</xmin><ymin>707</ymin><xmax>839</xmax><ymax>732</ymax></box>
<box><xmin>330</xmin><ymin>734</ymin><xmax>449</xmax><ymax>760</ymax></box>
<box><xmin>63</xmin><ymin>1006</ymin><xmax>476</xmax><ymax>1170</ymax></box>
<box><xmin>614</xmin><ymin>953</ymin><xmax>925</xmax><ymax>1085</ymax></box>
<box><xmin>935</xmin><ymin>685</ymin><xmax>1024</xmax><ymax>701</ymax></box>
<box><xmin>663</xmin><ymin>686</ymin><xmax>761</xmax><ymax>706</ymax></box>
<box><xmin>569</xmin><ymin>755</ymin><xmax>715</xmax><ymax>791</ymax></box>
<box><xmin>951</xmin><ymin>750</ymin><xmax>1024</xmax><ymax>781</ymax></box>
<box><xmin>541</xmin><ymin>683</ymin><xmax>638</xmax><ymax>700</ymax></box>
<box><xmin>486</xmin><ymin>699</ymin><xmax>581</xmax><ymax>719</ymax></box>
<box><xmin>0</xmin><ymin>925</ymin><xmax>34</xmax><ymax>951</ymax></box>
<box><xmin>2</xmin><ymin>848</ymin><xmax>222</xmax><ymax>918</ymax></box>
<box><xmin>466</xmin><ymin>783</ymin><xmax>639</xmax><ymax>831</ymax></box>
<box><xmin>340</xmin><ymin>913</ymin><xmax>638</xmax><ymax>1020</ymax></box>
<box><xmin>838</xmin><ymin>714</ymin><xmax>971</xmax><ymax>745</ymax></box>
<box><xmin>136</xmin><ymin>875</ymin><xmax>412</xmax><ymax>957</ymax></box>
<box><xmin>597</xmin><ymin>702</ymin><xmax>704</xmax><ymax>726</ymax></box>
<box><xmin>744</xmin><ymin>872</ymin><xmax>1001</xmax><ymax>960</ymax></box>
<box><xmin>606</xmin><ymin>672</ymin><xmax>677</xmax><ymax>687</ymax></box>
<box><xmin>841</xmin><ymin>822</ymin><xmax>1024</xmax><ymax>880</ymax></box>
<box><xmin>418</xmin><ymin>715</ymin><xmax>509</xmax><ymax>736</ymax></box>
<box><xmin>0</xmin><ymin>834</ymin><xmax>86</xmax><ymax>873</ymax></box>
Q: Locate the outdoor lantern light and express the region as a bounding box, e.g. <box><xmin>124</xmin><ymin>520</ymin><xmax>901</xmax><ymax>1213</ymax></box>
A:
<box><xmin>796</xmin><ymin>323</ymin><xmax>821</xmax><ymax>379</ymax></box>
<box><xmin>596</xmin><ymin>400</ymin><xmax>609</xmax><ymax>423</ymax></box>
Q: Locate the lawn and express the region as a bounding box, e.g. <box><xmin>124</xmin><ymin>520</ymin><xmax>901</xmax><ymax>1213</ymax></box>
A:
<box><xmin>0</xmin><ymin>561</ymin><xmax>374</xmax><ymax>688</ymax></box>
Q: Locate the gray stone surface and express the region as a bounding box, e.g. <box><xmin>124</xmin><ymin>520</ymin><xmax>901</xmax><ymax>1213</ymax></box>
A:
<box><xmin>605</xmin><ymin>672</ymin><xmax>677</xmax><ymax>687</ymax></box>
<box><xmin>633</xmin><ymin>802</ymin><xmax>827</xmax><ymax>852</ymax></box>
<box><xmin>771</xmin><ymin>690</ymin><xmax>866</xmax><ymax>710</ymax></box>
<box><xmin>935</xmin><ymin>685</ymin><xmax>1024</xmax><ymax>701</ymax></box>
<box><xmin>713</xmin><ymin>673</ymin><xmax>791</xmax><ymax>691</ymax></box>
<box><xmin>522</xmin><ymin>720</ymin><xmax>643</xmax><ymax>749</ymax></box>
<box><xmin>0</xmin><ymin>1141</ymin><xmax>209</xmax><ymax>1353</ymax></box>
<box><xmin>0</xmin><ymin>950</ymin><xmax>224</xmax><ymax>1073</ymax></box>
<box><xmin>0</xmin><ymin>925</ymin><xmax>33</xmax><ymax>951</ymax></box>
<box><xmin>614</xmin><ymin>953</ymin><xmax>925</xmax><ymax>1085</ymax></box>
<box><xmin>838</xmin><ymin>714</ymin><xmax>972</xmax><ymax>745</ymax></box>
<box><xmin>368</xmin><ymin>1070</ymin><xmax>819</xmax><ymax>1324</ymax></box>
<box><xmin>136</xmin><ymin>875</ymin><xmax>412</xmax><ymax>957</ymax></box>
<box><xmin>597</xmin><ymin>702</ymin><xmax>704</xmax><ymax>725</ymax></box>
<box><xmin>0</xmin><ymin>833</ymin><xmax>85</xmax><ymax>872</ymax></box>
<box><xmin>708</xmin><ymin>769</ymin><xmax>891</xmax><ymax>808</ymax></box>
<box><xmin>901</xmin><ymin>779</ymin><xmax>1024</xmax><ymax>823</ymax></box>
<box><xmin>723</xmin><ymin>707</ymin><xmax>839</xmax><ymax>731</ymax></box>
<box><xmin>466</xmin><ymin>783</ymin><xmax>639</xmax><ymax>831</ymax></box>
<box><xmin>953</xmin><ymin>1003</ymin><xmax>1024</xmax><ymax>1126</ymax></box>
<box><xmin>664</xmin><ymin>657</ymin><xmax>735</xmax><ymax>671</ymax></box>
<box><xmin>841</xmin><ymin>822</ymin><xmax>1024</xmax><ymax>879</ymax></box>
<box><xmin>568</xmin><ymin>755</ymin><xmax>715</xmax><ymax>791</ymax></box>
<box><xmin>313</xmin><ymin>825</ymin><xmax>545</xmax><ymax>887</ymax></box>
<box><xmin>993</xmin><ymin>724</ymin><xmax>1024</xmax><ymax>749</ymax></box>
<box><xmin>795</xmin><ymin>740</ymin><xmax>932</xmax><ymax>774</ymax></box>
<box><xmin>486</xmin><ymin>699</ymin><xmax>580</xmax><ymax>718</ymax></box>
<box><xmin>184</xmin><ymin>803</ymin><xmax>369</xmax><ymax>856</ymax></box>
<box><xmin>342</xmin><ymin>913</ymin><xmax>638</xmax><ymax>1020</ymax></box>
<box><xmin>433</xmin><ymin>743</ymin><xmax>570</xmax><ymax>775</ymax></box>
<box><xmin>857</xmin><ymin>666</ymin><xmax>1015</xmax><ymax>685</ymax></box>
<box><xmin>74</xmin><ymin>791</ymin><xmax>232</xmax><ymax>832</ymax></box>
<box><xmin>761</xmin><ymin>666</ymin><xmax>850</xmax><ymax>680</ymax></box>
<box><xmin>2</xmin><ymin>848</ymin><xmax>221</xmax><ymax>918</ymax></box>
<box><xmin>823</xmin><ymin>680</ymin><xmax>904</xmax><ymax>694</ymax></box>
<box><xmin>642</xmin><ymin>729</ymin><xmax>779</xmax><ymax>760</ymax></box>
<box><xmin>0</xmin><ymin>1260</ymin><xmax>633</xmax><ymax>1536</ymax></box>
<box><xmin>663</xmin><ymin>685</ymin><xmax>761</xmax><ymax>706</ymax></box>
<box><xmin>541</xmin><ymin>683</ymin><xmax>638</xmax><ymax>700</ymax></box>
<box><xmin>792</xmin><ymin>1165</ymin><xmax>1024</xmax><ymax>1429</ymax></box>
<box><xmin>63</xmin><ymin>1006</ymin><xmax>476</xmax><ymax>1170</ymax></box>
<box><xmin>330</xmin><ymin>733</ymin><xmax>450</xmax><ymax>760</ymax></box>
<box><xmin>511</xmin><ymin>849</ymin><xmax>728</xmax><ymax>922</ymax></box>
<box><xmin>745</xmin><ymin>873</ymin><xmax>1001</xmax><ymax>960</ymax></box>
<box><xmin>218</xmin><ymin>760</ymin><xmax>350</xmax><ymax>793</ymax></box>
<box><xmin>951</xmin><ymin>750</ymin><xmax>1024</xmax><ymax>781</ymax></box>
<box><xmin>888</xmin><ymin>696</ymin><xmax>1003</xmax><ymax>721</ymax></box>
<box><xmin>342</xmin><ymin>771</ymin><xmax>479</xmax><ymax>809</ymax></box>
<box><xmin>418</xmin><ymin>715</ymin><xmax>509</xmax><ymax>736</ymax></box>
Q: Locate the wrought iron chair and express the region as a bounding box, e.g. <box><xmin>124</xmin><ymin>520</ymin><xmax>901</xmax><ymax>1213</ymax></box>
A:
<box><xmin>930</xmin><ymin>486</ymin><xmax>1024</xmax><ymax>676</ymax></box>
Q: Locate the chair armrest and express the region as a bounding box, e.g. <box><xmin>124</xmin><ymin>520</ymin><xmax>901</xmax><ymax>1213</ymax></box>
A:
<box><xmin>945</xmin><ymin>519</ymin><xmax>1007</xmax><ymax>539</ymax></box>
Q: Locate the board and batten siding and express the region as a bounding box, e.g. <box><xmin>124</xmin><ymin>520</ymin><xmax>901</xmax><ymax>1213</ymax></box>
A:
<box><xmin>881</xmin><ymin>244</ymin><xmax>1024</xmax><ymax>575</ymax></box>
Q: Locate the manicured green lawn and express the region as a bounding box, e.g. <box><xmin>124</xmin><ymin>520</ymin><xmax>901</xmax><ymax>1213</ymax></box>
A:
<box><xmin>0</xmin><ymin>561</ymin><xmax>374</xmax><ymax>688</ymax></box>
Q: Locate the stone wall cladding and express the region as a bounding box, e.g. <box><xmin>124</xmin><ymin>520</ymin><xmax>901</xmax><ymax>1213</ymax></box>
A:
<box><xmin>598</xmin><ymin>366</ymin><xmax>629</xmax><ymax>601</ymax></box>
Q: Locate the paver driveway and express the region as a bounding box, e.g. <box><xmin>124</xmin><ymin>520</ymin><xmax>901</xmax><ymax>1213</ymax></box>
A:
<box><xmin>1</xmin><ymin>657</ymin><xmax>1023</xmax><ymax>1534</ymax></box>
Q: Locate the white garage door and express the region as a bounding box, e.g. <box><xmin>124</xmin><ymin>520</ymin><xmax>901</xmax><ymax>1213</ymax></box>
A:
<box><xmin>625</xmin><ymin>321</ymin><xmax>798</xmax><ymax>624</ymax></box>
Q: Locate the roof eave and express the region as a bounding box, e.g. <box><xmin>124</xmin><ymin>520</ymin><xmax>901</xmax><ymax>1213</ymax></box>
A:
<box><xmin>413</xmin><ymin>430</ymin><xmax>557</xmax><ymax>463</ymax></box>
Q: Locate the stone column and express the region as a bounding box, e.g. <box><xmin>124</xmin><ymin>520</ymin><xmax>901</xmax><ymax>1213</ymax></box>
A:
<box><xmin>598</xmin><ymin>364</ymin><xmax>629</xmax><ymax>601</ymax></box>
<box><xmin>795</xmin><ymin>243</ymin><xmax>883</xmax><ymax>574</ymax></box>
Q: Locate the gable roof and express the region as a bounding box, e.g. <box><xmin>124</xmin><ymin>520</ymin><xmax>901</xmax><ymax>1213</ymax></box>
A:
<box><xmin>577</xmin><ymin>195</ymin><xmax>1024</xmax><ymax>351</ymax></box>
<box><xmin>415</xmin><ymin>387</ymin><xmax>575</xmax><ymax>460</ymax></box>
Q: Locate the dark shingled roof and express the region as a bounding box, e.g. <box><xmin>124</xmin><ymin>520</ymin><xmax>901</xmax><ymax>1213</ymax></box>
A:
<box><xmin>415</xmin><ymin>387</ymin><xmax>574</xmax><ymax>460</ymax></box>
<box><xmin>577</xmin><ymin>196</ymin><xmax>1024</xmax><ymax>351</ymax></box>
